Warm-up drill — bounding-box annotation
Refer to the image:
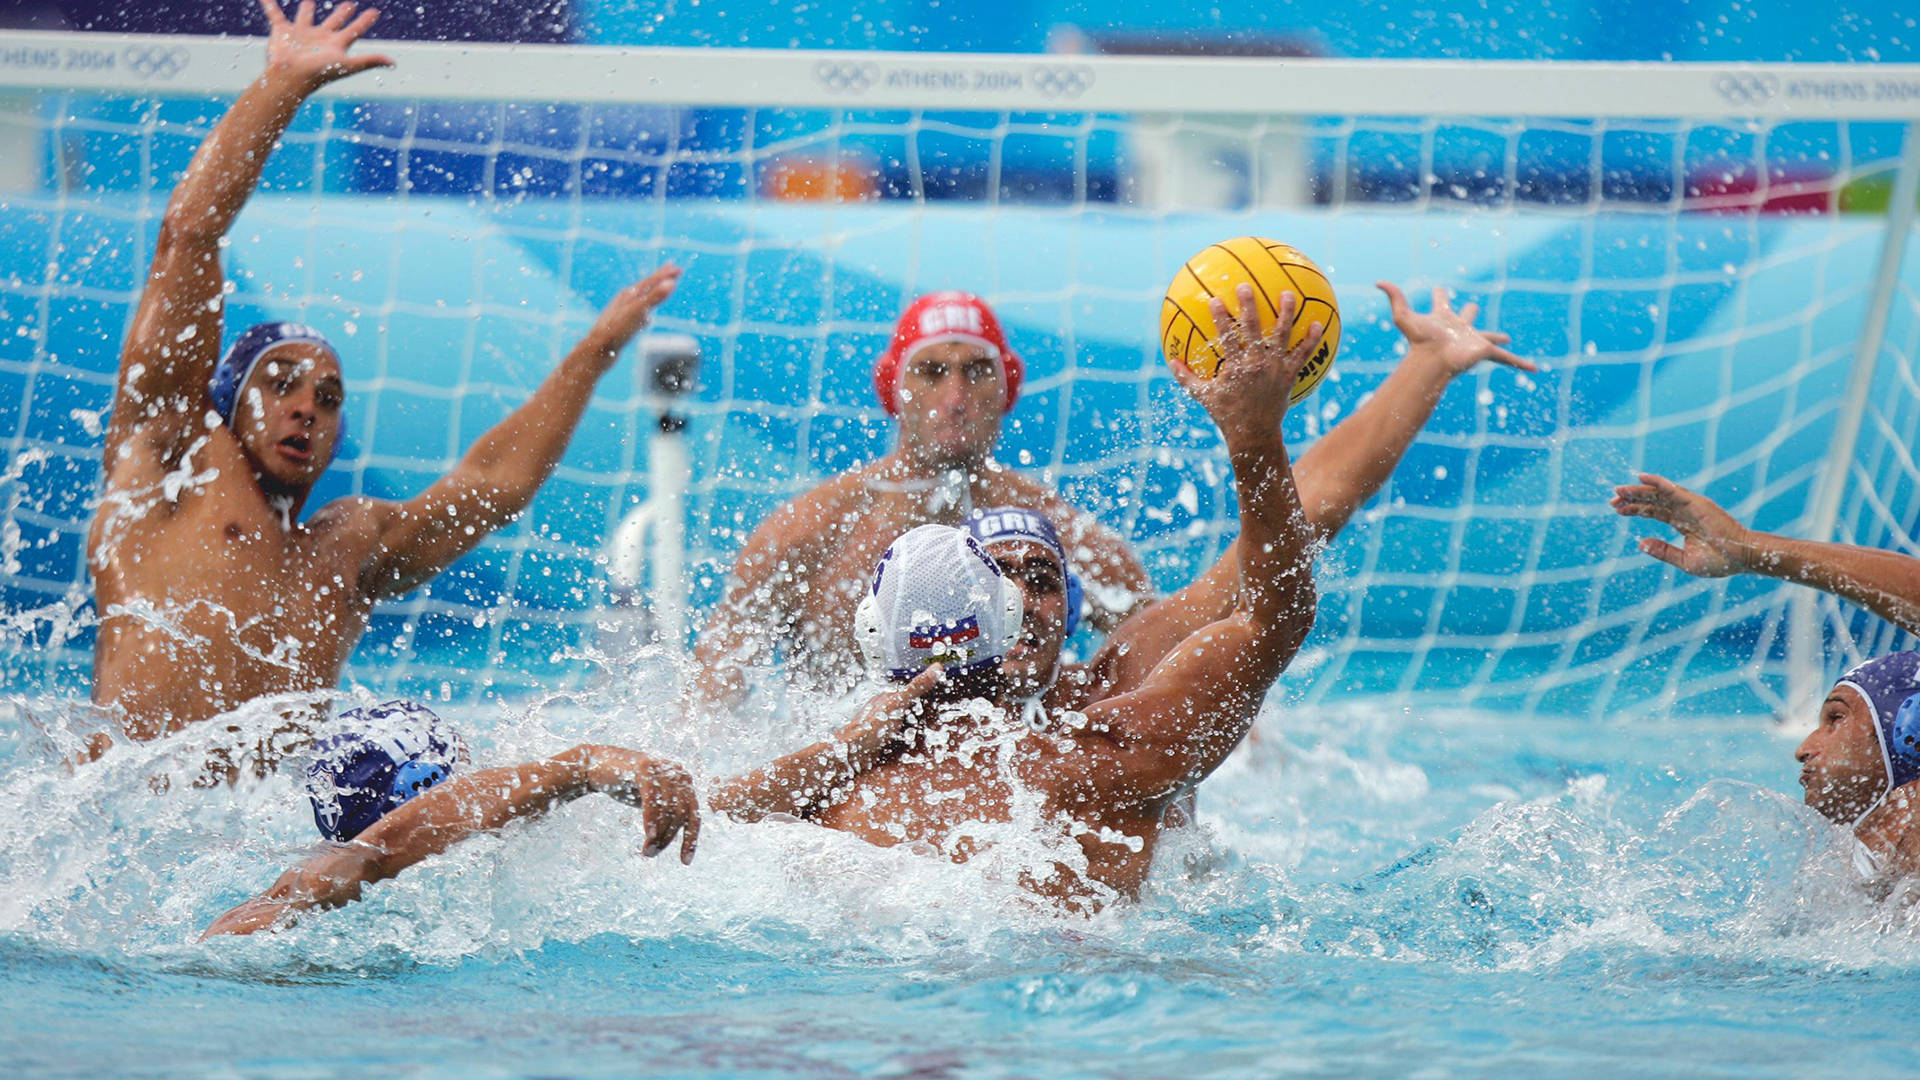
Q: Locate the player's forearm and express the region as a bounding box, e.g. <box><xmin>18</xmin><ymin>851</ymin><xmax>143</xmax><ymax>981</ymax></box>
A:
<box><xmin>453</xmin><ymin>350</ymin><xmax>613</xmax><ymax>526</ymax></box>
<box><xmin>1292</xmin><ymin>345</ymin><xmax>1451</xmax><ymax>542</ymax></box>
<box><xmin>1228</xmin><ymin>435</ymin><xmax>1316</xmax><ymax>626</ymax></box>
<box><xmin>200</xmin><ymin>848</ymin><xmax>376</xmax><ymax>938</ymax></box>
<box><xmin>357</xmin><ymin>759</ymin><xmax>588</xmax><ymax>880</ymax></box>
<box><xmin>711</xmin><ymin>739</ymin><xmax>875</xmax><ymax>822</ymax></box>
<box><xmin>1731</xmin><ymin>531</ymin><xmax>1920</xmax><ymax>634</ymax></box>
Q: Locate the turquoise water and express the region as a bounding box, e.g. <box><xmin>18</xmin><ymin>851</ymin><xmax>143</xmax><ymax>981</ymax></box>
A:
<box><xmin>4</xmin><ymin>676</ymin><xmax>1915</xmax><ymax>1077</ymax></box>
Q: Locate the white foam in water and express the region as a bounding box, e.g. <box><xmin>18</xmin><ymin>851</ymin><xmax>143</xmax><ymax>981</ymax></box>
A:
<box><xmin>3</xmin><ymin>673</ymin><xmax>1915</xmax><ymax>982</ymax></box>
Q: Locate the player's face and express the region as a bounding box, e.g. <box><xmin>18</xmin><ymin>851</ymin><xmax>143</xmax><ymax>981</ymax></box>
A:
<box><xmin>1795</xmin><ymin>685</ymin><xmax>1889</xmax><ymax>823</ymax></box>
<box><xmin>991</xmin><ymin>540</ymin><xmax>1068</xmax><ymax>696</ymax></box>
<box><xmin>896</xmin><ymin>342</ymin><xmax>1004</xmax><ymax>465</ymax></box>
<box><xmin>234</xmin><ymin>345</ymin><xmax>345</xmax><ymax>493</ymax></box>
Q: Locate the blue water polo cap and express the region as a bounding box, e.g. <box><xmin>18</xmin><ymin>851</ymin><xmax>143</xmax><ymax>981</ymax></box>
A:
<box><xmin>965</xmin><ymin>506</ymin><xmax>1084</xmax><ymax>637</ymax></box>
<box><xmin>1834</xmin><ymin>651</ymin><xmax>1920</xmax><ymax>793</ymax></box>
<box><xmin>306</xmin><ymin>700</ymin><xmax>460</xmax><ymax>842</ymax></box>
<box><xmin>210</xmin><ymin>321</ymin><xmax>344</xmax><ymax>439</ymax></box>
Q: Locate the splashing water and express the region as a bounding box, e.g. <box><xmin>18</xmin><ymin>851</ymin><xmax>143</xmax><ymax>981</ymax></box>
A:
<box><xmin>1</xmin><ymin>662</ymin><xmax>1916</xmax><ymax>1075</ymax></box>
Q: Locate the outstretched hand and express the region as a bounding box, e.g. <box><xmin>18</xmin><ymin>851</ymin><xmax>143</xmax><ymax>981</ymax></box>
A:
<box><xmin>1170</xmin><ymin>282</ymin><xmax>1324</xmax><ymax>448</ymax></box>
<box><xmin>260</xmin><ymin>0</ymin><xmax>393</xmax><ymax>91</ymax></box>
<box><xmin>1609</xmin><ymin>472</ymin><xmax>1749</xmax><ymax>578</ymax></box>
<box><xmin>1378</xmin><ymin>282</ymin><xmax>1535</xmax><ymax>377</ymax></box>
<box><xmin>580</xmin><ymin>747</ymin><xmax>701</xmax><ymax>863</ymax></box>
<box><xmin>582</xmin><ymin>265</ymin><xmax>685</xmax><ymax>364</ymax></box>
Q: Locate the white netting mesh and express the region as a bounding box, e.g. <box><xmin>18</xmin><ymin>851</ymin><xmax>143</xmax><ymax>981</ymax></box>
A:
<box><xmin>2</xmin><ymin>52</ymin><xmax>1917</xmax><ymax>717</ymax></box>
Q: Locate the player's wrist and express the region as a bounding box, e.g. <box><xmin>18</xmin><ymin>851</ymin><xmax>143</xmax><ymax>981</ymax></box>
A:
<box><xmin>551</xmin><ymin>745</ymin><xmax>600</xmax><ymax>796</ymax></box>
<box><xmin>1721</xmin><ymin>526</ymin><xmax>1772</xmax><ymax>575</ymax></box>
<box><xmin>258</xmin><ymin>64</ymin><xmax>325</xmax><ymax>101</ymax></box>
<box><xmin>1398</xmin><ymin>341</ymin><xmax>1460</xmax><ymax>381</ymax></box>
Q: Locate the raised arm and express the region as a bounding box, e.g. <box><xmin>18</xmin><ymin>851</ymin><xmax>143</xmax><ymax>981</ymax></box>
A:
<box><xmin>106</xmin><ymin>1</ymin><xmax>390</xmax><ymax>472</ymax></box>
<box><xmin>1081</xmin><ymin>285</ymin><xmax>1320</xmax><ymax>801</ymax></box>
<box><xmin>1070</xmin><ymin>283</ymin><xmax>1529</xmax><ymax>700</ymax></box>
<box><xmin>1611</xmin><ymin>472</ymin><xmax>1920</xmax><ymax>635</ymax></box>
<box><xmin>201</xmin><ymin>745</ymin><xmax>698</xmax><ymax>938</ymax></box>
<box><xmin>1292</xmin><ymin>282</ymin><xmax>1533</xmax><ymax>541</ymax></box>
<box><xmin>361</xmin><ymin>266</ymin><xmax>681</xmax><ymax>598</ymax></box>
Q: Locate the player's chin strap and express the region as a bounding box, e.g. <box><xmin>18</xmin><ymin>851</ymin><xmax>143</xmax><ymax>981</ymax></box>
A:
<box><xmin>1020</xmin><ymin>695</ymin><xmax>1050</xmax><ymax>733</ymax></box>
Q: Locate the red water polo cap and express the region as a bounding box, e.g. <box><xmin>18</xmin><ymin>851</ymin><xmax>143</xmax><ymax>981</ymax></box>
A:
<box><xmin>874</xmin><ymin>291</ymin><xmax>1024</xmax><ymax>416</ymax></box>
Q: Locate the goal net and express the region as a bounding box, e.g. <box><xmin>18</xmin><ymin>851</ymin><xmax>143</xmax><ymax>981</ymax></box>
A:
<box><xmin>4</xmin><ymin>33</ymin><xmax>1920</xmax><ymax>718</ymax></box>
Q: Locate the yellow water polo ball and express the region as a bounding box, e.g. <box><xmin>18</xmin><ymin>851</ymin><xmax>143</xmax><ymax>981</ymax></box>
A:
<box><xmin>1160</xmin><ymin>237</ymin><xmax>1341</xmax><ymax>403</ymax></box>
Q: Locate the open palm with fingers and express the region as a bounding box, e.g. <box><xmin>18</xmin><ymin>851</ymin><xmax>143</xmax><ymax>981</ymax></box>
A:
<box><xmin>1171</xmin><ymin>283</ymin><xmax>1325</xmax><ymax>447</ymax></box>
<box><xmin>1609</xmin><ymin>472</ymin><xmax>1748</xmax><ymax>578</ymax></box>
<box><xmin>260</xmin><ymin>0</ymin><xmax>394</xmax><ymax>91</ymax></box>
<box><xmin>1378</xmin><ymin>282</ymin><xmax>1535</xmax><ymax>376</ymax></box>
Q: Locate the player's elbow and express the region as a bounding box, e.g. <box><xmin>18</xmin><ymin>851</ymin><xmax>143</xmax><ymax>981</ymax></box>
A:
<box><xmin>155</xmin><ymin>210</ymin><xmax>222</xmax><ymax>256</ymax></box>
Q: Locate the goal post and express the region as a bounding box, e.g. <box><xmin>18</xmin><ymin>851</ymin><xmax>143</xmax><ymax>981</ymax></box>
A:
<box><xmin>4</xmin><ymin>30</ymin><xmax>1920</xmax><ymax>718</ymax></box>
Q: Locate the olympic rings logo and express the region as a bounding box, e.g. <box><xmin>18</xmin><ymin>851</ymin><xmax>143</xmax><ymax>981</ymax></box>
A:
<box><xmin>1030</xmin><ymin>65</ymin><xmax>1093</xmax><ymax>100</ymax></box>
<box><xmin>1713</xmin><ymin>73</ymin><xmax>1779</xmax><ymax>107</ymax></box>
<box><xmin>814</xmin><ymin>61</ymin><xmax>879</xmax><ymax>95</ymax></box>
<box><xmin>123</xmin><ymin>45</ymin><xmax>189</xmax><ymax>81</ymax></box>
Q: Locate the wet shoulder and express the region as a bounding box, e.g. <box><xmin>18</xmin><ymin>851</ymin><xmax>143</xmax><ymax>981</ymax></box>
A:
<box><xmin>308</xmin><ymin>495</ymin><xmax>394</xmax><ymax>560</ymax></box>
<box><xmin>771</xmin><ymin>465</ymin><xmax>887</xmax><ymax>540</ymax></box>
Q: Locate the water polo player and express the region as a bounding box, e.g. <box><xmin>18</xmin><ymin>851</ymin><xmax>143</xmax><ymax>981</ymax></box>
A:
<box><xmin>711</xmin><ymin>286</ymin><xmax>1322</xmax><ymax>912</ymax></box>
<box><xmin>686</xmin><ymin>290</ymin><xmax>1154</xmax><ymax>710</ymax></box>
<box><xmin>954</xmin><ymin>290</ymin><xmax>1533</xmax><ymax>721</ymax></box>
<box><xmin>1792</xmin><ymin>654</ymin><xmax>1920</xmax><ymax>887</ymax></box>
<box><xmin>89</xmin><ymin>0</ymin><xmax>680</xmax><ymax>768</ymax></box>
<box><xmin>688</xmin><ymin>280</ymin><xmax>1531</xmax><ymax>714</ymax></box>
<box><xmin>203</xmin><ymin>699</ymin><xmax>699</xmax><ymax>937</ymax></box>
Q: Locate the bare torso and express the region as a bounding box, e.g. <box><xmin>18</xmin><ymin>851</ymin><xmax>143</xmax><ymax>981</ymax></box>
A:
<box><xmin>812</xmin><ymin>709</ymin><xmax>1167</xmax><ymax>910</ymax></box>
<box><xmin>88</xmin><ymin>428</ymin><xmax>381</xmax><ymax>742</ymax></box>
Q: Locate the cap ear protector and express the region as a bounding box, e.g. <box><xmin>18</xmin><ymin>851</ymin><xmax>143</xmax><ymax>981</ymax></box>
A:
<box><xmin>990</xmin><ymin>571</ymin><xmax>1024</xmax><ymax>659</ymax></box>
<box><xmin>390</xmin><ymin>758</ymin><xmax>452</xmax><ymax>802</ymax></box>
<box><xmin>1889</xmin><ymin>693</ymin><xmax>1920</xmax><ymax>782</ymax></box>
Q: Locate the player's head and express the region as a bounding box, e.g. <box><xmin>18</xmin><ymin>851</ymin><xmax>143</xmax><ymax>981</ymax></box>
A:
<box><xmin>965</xmin><ymin>506</ymin><xmax>1083</xmax><ymax>697</ymax></box>
<box><xmin>874</xmin><ymin>292</ymin><xmax>1024</xmax><ymax>467</ymax></box>
<box><xmin>1797</xmin><ymin>652</ymin><xmax>1920</xmax><ymax>823</ymax></box>
<box><xmin>211</xmin><ymin>322</ymin><xmax>346</xmax><ymax>494</ymax></box>
<box><xmin>306</xmin><ymin>699</ymin><xmax>462</xmax><ymax>842</ymax></box>
<box><xmin>855</xmin><ymin>523</ymin><xmax>1023</xmax><ymax>700</ymax></box>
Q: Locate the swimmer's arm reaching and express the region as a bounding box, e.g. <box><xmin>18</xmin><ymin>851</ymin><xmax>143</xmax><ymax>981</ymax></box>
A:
<box><xmin>200</xmin><ymin>745</ymin><xmax>698</xmax><ymax>938</ymax></box>
<box><xmin>1611</xmin><ymin>473</ymin><xmax>1920</xmax><ymax>636</ymax></box>
<box><xmin>1291</xmin><ymin>283</ymin><xmax>1532</xmax><ymax>542</ymax></box>
<box><xmin>710</xmin><ymin>668</ymin><xmax>942</xmax><ymax>821</ymax></box>
<box><xmin>1070</xmin><ymin>283</ymin><xmax>1525</xmax><ymax>700</ymax></box>
<box><xmin>1076</xmin><ymin>287</ymin><xmax>1318</xmax><ymax>802</ymax></box>
<box><xmin>106</xmin><ymin>0</ymin><xmax>391</xmax><ymax>472</ymax></box>
<box><xmin>361</xmin><ymin>266</ymin><xmax>681</xmax><ymax>598</ymax></box>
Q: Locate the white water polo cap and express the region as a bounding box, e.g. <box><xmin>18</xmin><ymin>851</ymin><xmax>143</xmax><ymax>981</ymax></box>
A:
<box><xmin>856</xmin><ymin>524</ymin><xmax>1024</xmax><ymax>682</ymax></box>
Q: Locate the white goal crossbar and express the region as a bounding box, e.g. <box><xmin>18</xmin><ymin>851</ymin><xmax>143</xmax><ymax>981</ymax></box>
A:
<box><xmin>5</xmin><ymin>31</ymin><xmax>1920</xmax><ymax>119</ymax></box>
